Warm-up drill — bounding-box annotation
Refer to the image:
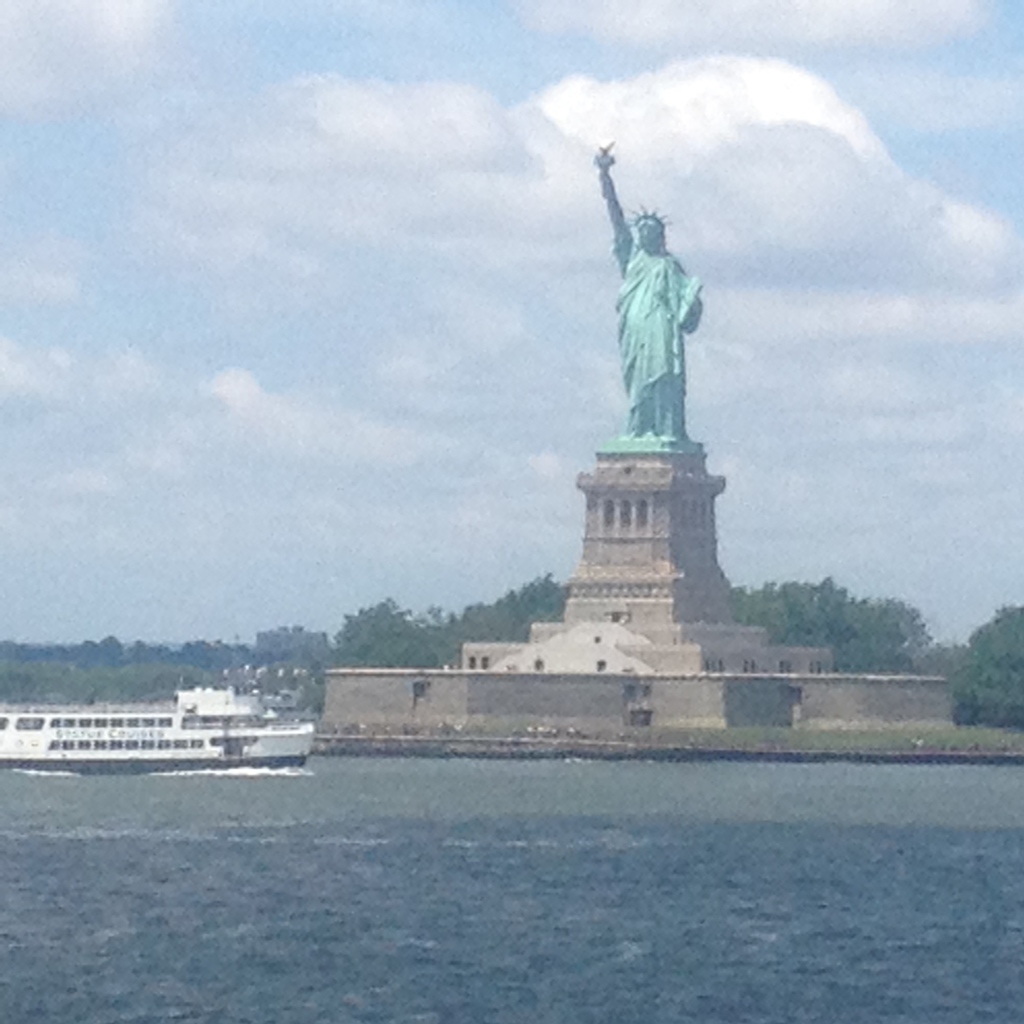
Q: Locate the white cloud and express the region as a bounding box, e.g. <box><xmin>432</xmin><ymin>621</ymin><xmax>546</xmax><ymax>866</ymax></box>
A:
<box><xmin>0</xmin><ymin>338</ymin><xmax>74</xmax><ymax>399</ymax></box>
<box><xmin>205</xmin><ymin>367</ymin><xmax>433</xmax><ymax>464</ymax></box>
<box><xmin>514</xmin><ymin>0</ymin><xmax>989</xmax><ymax>52</ymax></box>
<box><xmin>139</xmin><ymin>58</ymin><xmax>1021</xmax><ymax>300</ymax></box>
<box><xmin>0</xmin><ymin>0</ymin><xmax>172</xmax><ymax>116</ymax></box>
<box><xmin>532</xmin><ymin>59</ymin><xmax>1021</xmax><ymax>293</ymax></box>
<box><xmin>0</xmin><ymin>338</ymin><xmax>168</xmax><ymax>404</ymax></box>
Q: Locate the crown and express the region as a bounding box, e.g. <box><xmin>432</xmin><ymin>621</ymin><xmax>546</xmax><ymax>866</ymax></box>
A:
<box><xmin>632</xmin><ymin>210</ymin><xmax>667</xmax><ymax>230</ymax></box>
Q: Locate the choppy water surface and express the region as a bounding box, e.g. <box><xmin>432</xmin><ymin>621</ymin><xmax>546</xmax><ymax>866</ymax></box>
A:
<box><xmin>3</xmin><ymin>758</ymin><xmax>1024</xmax><ymax>1023</ymax></box>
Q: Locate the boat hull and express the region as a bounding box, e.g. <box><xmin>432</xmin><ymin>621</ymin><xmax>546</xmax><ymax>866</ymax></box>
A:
<box><xmin>1</xmin><ymin>754</ymin><xmax>310</xmax><ymax>775</ymax></box>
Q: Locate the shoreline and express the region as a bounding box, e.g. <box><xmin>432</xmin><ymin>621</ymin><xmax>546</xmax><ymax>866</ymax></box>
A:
<box><xmin>314</xmin><ymin>733</ymin><xmax>1024</xmax><ymax>766</ymax></box>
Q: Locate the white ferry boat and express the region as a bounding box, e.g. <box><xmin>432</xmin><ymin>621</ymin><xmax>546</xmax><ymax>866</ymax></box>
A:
<box><xmin>0</xmin><ymin>687</ymin><xmax>315</xmax><ymax>773</ymax></box>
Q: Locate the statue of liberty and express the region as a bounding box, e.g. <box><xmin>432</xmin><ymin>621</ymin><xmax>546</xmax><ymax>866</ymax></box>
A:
<box><xmin>595</xmin><ymin>145</ymin><xmax>704</xmax><ymax>453</ymax></box>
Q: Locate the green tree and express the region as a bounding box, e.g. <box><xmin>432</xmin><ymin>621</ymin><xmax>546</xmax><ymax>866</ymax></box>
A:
<box><xmin>953</xmin><ymin>606</ymin><xmax>1024</xmax><ymax>727</ymax></box>
<box><xmin>453</xmin><ymin>574</ymin><xmax>566</xmax><ymax>644</ymax></box>
<box><xmin>731</xmin><ymin>578</ymin><xmax>930</xmax><ymax>673</ymax></box>
<box><xmin>333</xmin><ymin>599</ymin><xmax>450</xmax><ymax>668</ymax></box>
<box><xmin>331</xmin><ymin>577</ymin><xmax>567</xmax><ymax>669</ymax></box>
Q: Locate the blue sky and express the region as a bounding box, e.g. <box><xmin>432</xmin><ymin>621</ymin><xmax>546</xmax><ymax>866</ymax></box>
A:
<box><xmin>1</xmin><ymin>0</ymin><xmax>1023</xmax><ymax>643</ymax></box>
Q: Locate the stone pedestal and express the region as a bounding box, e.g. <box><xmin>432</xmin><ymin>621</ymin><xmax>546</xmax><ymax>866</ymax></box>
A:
<box><xmin>561</xmin><ymin>450</ymin><xmax>733</xmax><ymax>641</ymax></box>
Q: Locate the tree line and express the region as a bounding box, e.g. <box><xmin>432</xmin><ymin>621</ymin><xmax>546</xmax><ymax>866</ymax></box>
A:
<box><xmin>3</xmin><ymin>574</ymin><xmax>1024</xmax><ymax>728</ymax></box>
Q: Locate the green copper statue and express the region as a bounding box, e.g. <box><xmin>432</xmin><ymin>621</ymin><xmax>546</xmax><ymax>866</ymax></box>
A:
<box><xmin>596</xmin><ymin>145</ymin><xmax>703</xmax><ymax>453</ymax></box>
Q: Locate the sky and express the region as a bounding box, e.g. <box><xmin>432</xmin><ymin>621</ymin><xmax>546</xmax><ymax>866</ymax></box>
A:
<box><xmin>1</xmin><ymin>0</ymin><xmax>1023</xmax><ymax>644</ymax></box>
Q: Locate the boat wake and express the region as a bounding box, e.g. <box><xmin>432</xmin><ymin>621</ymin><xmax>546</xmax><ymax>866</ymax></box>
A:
<box><xmin>153</xmin><ymin>766</ymin><xmax>314</xmax><ymax>778</ymax></box>
<box><xmin>12</xmin><ymin>768</ymin><xmax>81</xmax><ymax>777</ymax></box>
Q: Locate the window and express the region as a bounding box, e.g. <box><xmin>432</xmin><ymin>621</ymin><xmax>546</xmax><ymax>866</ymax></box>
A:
<box><xmin>637</xmin><ymin>500</ymin><xmax>649</xmax><ymax>528</ymax></box>
<box><xmin>77</xmin><ymin>740</ymin><xmax>92</xmax><ymax>750</ymax></box>
<box><xmin>604</xmin><ymin>500</ymin><xmax>615</xmax><ymax>528</ymax></box>
<box><xmin>0</xmin><ymin>718</ymin><xmax>9</xmax><ymax>730</ymax></box>
<box><xmin>596</xmin><ymin>660</ymin><xmax>607</xmax><ymax>672</ymax></box>
<box><xmin>778</xmin><ymin>660</ymin><xmax>793</xmax><ymax>674</ymax></box>
<box><xmin>124</xmin><ymin>740</ymin><xmax>139</xmax><ymax>750</ymax></box>
<box><xmin>93</xmin><ymin>740</ymin><xmax>108</xmax><ymax>750</ymax></box>
<box><xmin>610</xmin><ymin>612</ymin><xmax>622</xmax><ymax>623</ymax></box>
<box><xmin>810</xmin><ymin>661</ymin><xmax>825</xmax><ymax>675</ymax></box>
<box><xmin>480</xmin><ymin>656</ymin><xmax>490</xmax><ymax>670</ymax></box>
<box><xmin>141</xmin><ymin>718</ymin><xmax>156</xmax><ymax>728</ymax></box>
<box><xmin>93</xmin><ymin>718</ymin><xmax>108</xmax><ymax>728</ymax></box>
<box><xmin>742</xmin><ymin>659</ymin><xmax>757</xmax><ymax>673</ymax></box>
<box><xmin>533</xmin><ymin>659</ymin><xmax>545</xmax><ymax>672</ymax></box>
<box><xmin>61</xmin><ymin>740</ymin><xmax>76</xmax><ymax>751</ymax></box>
<box><xmin>125</xmin><ymin>718</ymin><xmax>140</xmax><ymax>728</ymax></box>
<box><xmin>141</xmin><ymin>740</ymin><xmax>156</xmax><ymax>750</ymax></box>
<box><xmin>173</xmin><ymin>739</ymin><xmax>188</xmax><ymax>749</ymax></box>
<box><xmin>628</xmin><ymin>708</ymin><xmax>653</xmax><ymax>727</ymax></box>
<box><xmin>79</xmin><ymin>719</ymin><xmax>93</xmax><ymax>728</ymax></box>
<box><xmin>109</xmin><ymin>740</ymin><xmax>124</xmax><ymax>750</ymax></box>
<box><xmin>467</xmin><ymin>656</ymin><xmax>477</xmax><ymax>669</ymax></box>
<box><xmin>157</xmin><ymin>718</ymin><xmax>172</xmax><ymax>728</ymax></box>
<box><xmin>620</xmin><ymin>500</ymin><xmax>632</xmax><ymax>528</ymax></box>
<box><xmin>157</xmin><ymin>740</ymin><xmax>172</xmax><ymax>750</ymax></box>
<box><xmin>49</xmin><ymin>740</ymin><xmax>60</xmax><ymax>750</ymax></box>
<box><xmin>190</xmin><ymin>739</ymin><xmax>205</xmax><ymax>749</ymax></box>
<box><xmin>15</xmin><ymin>717</ymin><xmax>44</xmax><ymax>731</ymax></box>
<box><xmin>109</xmin><ymin>718</ymin><xmax>124</xmax><ymax>728</ymax></box>
<box><xmin>411</xmin><ymin>679</ymin><xmax>429</xmax><ymax>700</ymax></box>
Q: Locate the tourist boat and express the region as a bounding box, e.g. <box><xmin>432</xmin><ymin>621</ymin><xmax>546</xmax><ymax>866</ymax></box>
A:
<box><xmin>0</xmin><ymin>687</ymin><xmax>315</xmax><ymax>773</ymax></box>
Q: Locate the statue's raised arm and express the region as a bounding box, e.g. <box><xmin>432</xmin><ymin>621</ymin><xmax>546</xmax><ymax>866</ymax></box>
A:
<box><xmin>595</xmin><ymin>144</ymin><xmax>632</xmax><ymax>275</ymax></box>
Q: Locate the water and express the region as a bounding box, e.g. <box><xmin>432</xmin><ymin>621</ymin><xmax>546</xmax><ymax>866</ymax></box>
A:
<box><xmin>2</xmin><ymin>758</ymin><xmax>1024</xmax><ymax>1023</ymax></box>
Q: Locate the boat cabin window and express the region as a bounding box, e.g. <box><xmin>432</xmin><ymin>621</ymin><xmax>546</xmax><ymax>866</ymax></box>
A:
<box><xmin>157</xmin><ymin>740</ymin><xmax>172</xmax><ymax>749</ymax></box>
<box><xmin>93</xmin><ymin>718</ymin><xmax>108</xmax><ymax>728</ymax></box>
<box><xmin>124</xmin><ymin>740</ymin><xmax>139</xmax><ymax>750</ymax></box>
<box><xmin>78</xmin><ymin>719</ymin><xmax>93</xmax><ymax>728</ymax></box>
<box><xmin>61</xmin><ymin>740</ymin><xmax>75</xmax><ymax>750</ymax></box>
<box><xmin>0</xmin><ymin>717</ymin><xmax>8</xmax><ymax>730</ymax></box>
<box><xmin>173</xmin><ymin>739</ymin><xmax>188</xmax><ymax>749</ymax></box>
<box><xmin>141</xmin><ymin>718</ymin><xmax>156</xmax><ymax>728</ymax></box>
<box><xmin>77</xmin><ymin>740</ymin><xmax>91</xmax><ymax>750</ymax></box>
<box><xmin>190</xmin><ymin>739</ymin><xmax>204</xmax><ymax>749</ymax></box>
<box><xmin>48</xmin><ymin>740</ymin><xmax>60</xmax><ymax>750</ymax></box>
<box><xmin>93</xmin><ymin>740</ymin><xmax>108</xmax><ymax>750</ymax></box>
<box><xmin>125</xmin><ymin>718</ymin><xmax>140</xmax><ymax>728</ymax></box>
<box><xmin>16</xmin><ymin>717</ymin><xmax>44</xmax><ymax>731</ymax></box>
<box><xmin>109</xmin><ymin>741</ymin><xmax>124</xmax><ymax>750</ymax></box>
<box><xmin>157</xmin><ymin>718</ymin><xmax>173</xmax><ymax>728</ymax></box>
<box><xmin>109</xmin><ymin>718</ymin><xmax>124</xmax><ymax>727</ymax></box>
